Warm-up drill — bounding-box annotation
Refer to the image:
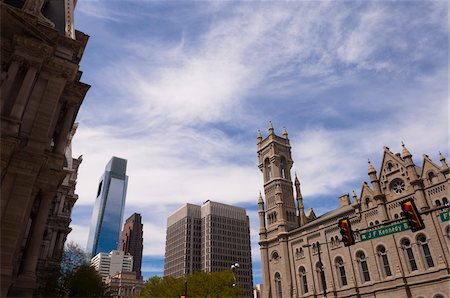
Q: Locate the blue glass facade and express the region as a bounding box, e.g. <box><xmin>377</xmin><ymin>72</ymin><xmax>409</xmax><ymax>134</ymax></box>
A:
<box><xmin>87</xmin><ymin>157</ymin><xmax>128</xmax><ymax>257</ymax></box>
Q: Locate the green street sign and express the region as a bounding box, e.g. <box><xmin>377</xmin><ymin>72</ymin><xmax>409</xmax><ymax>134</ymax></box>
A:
<box><xmin>439</xmin><ymin>210</ymin><xmax>449</xmax><ymax>222</ymax></box>
<box><xmin>360</xmin><ymin>221</ymin><xmax>410</xmax><ymax>241</ymax></box>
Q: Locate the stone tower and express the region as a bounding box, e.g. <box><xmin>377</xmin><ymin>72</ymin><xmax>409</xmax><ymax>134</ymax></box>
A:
<box><xmin>257</xmin><ymin>122</ymin><xmax>301</xmax><ymax>297</ymax></box>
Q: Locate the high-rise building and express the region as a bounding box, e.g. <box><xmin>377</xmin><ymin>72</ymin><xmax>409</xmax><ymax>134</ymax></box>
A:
<box><xmin>87</xmin><ymin>157</ymin><xmax>128</xmax><ymax>257</ymax></box>
<box><xmin>91</xmin><ymin>250</ymin><xmax>133</xmax><ymax>282</ymax></box>
<box><xmin>1</xmin><ymin>1</ymin><xmax>90</xmax><ymax>296</ymax></box>
<box><xmin>256</xmin><ymin>123</ymin><xmax>450</xmax><ymax>298</ymax></box>
<box><xmin>164</xmin><ymin>201</ymin><xmax>253</xmax><ymax>296</ymax></box>
<box><xmin>119</xmin><ymin>213</ymin><xmax>144</xmax><ymax>279</ymax></box>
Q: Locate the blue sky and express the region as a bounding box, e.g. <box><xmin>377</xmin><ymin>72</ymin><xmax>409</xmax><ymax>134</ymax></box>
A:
<box><xmin>67</xmin><ymin>0</ymin><xmax>449</xmax><ymax>285</ymax></box>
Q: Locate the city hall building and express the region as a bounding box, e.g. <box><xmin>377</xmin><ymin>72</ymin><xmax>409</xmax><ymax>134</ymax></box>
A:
<box><xmin>257</xmin><ymin>123</ymin><xmax>449</xmax><ymax>298</ymax></box>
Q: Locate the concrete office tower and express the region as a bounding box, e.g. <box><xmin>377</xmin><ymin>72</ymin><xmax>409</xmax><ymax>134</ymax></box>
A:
<box><xmin>164</xmin><ymin>201</ymin><xmax>253</xmax><ymax>296</ymax></box>
<box><xmin>91</xmin><ymin>250</ymin><xmax>133</xmax><ymax>282</ymax></box>
<box><xmin>87</xmin><ymin>157</ymin><xmax>128</xmax><ymax>257</ymax></box>
<box><xmin>1</xmin><ymin>1</ymin><xmax>90</xmax><ymax>296</ymax></box>
<box><xmin>119</xmin><ymin>213</ymin><xmax>144</xmax><ymax>279</ymax></box>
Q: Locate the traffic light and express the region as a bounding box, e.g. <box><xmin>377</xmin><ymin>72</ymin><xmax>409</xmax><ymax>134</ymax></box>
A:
<box><xmin>338</xmin><ymin>218</ymin><xmax>355</xmax><ymax>246</ymax></box>
<box><xmin>401</xmin><ymin>198</ymin><xmax>425</xmax><ymax>232</ymax></box>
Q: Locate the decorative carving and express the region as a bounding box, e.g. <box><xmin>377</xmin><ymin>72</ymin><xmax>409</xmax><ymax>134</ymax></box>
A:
<box><xmin>23</xmin><ymin>0</ymin><xmax>55</xmax><ymax>28</ymax></box>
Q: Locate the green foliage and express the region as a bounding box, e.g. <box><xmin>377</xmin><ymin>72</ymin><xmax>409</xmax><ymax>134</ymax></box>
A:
<box><xmin>61</xmin><ymin>241</ymin><xmax>89</xmax><ymax>277</ymax></box>
<box><xmin>63</xmin><ymin>264</ymin><xmax>106</xmax><ymax>297</ymax></box>
<box><xmin>140</xmin><ymin>271</ymin><xmax>243</xmax><ymax>298</ymax></box>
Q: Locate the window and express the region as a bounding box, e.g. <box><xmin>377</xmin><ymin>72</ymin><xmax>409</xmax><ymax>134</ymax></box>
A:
<box><xmin>443</xmin><ymin>197</ymin><xmax>449</xmax><ymax>205</ymax></box>
<box><xmin>335</xmin><ymin>257</ymin><xmax>347</xmax><ymax>287</ymax></box>
<box><xmin>280</xmin><ymin>157</ymin><xmax>287</xmax><ymax>179</ymax></box>
<box><xmin>417</xmin><ymin>234</ymin><xmax>434</xmax><ymax>268</ymax></box>
<box><xmin>275</xmin><ymin>272</ymin><xmax>282</xmax><ymax>298</ymax></box>
<box><xmin>401</xmin><ymin>239</ymin><xmax>418</xmax><ymax>271</ymax></box>
<box><xmin>387</xmin><ymin>162</ymin><xmax>394</xmax><ymax>171</ymax></box>
<box><xmin>433</xmin><ymin>295</ymin><xmax>444</xmax><ymax>298</ymax></box>
<box><xmin>299</xmin><ymin>266</ymin><xmax>308</xmax><ymax>294</ymax></box>
<box><xmin>357</xmin><ymin>251</ymin><xmax>370</xmax><ymax>282</ymax></box>
<box><xmin>264</xmin><ymin>158</ymin><xmax>272</xmax><ymax>181</ymax></box>
<box><xmin>315</xmin><ymin>262</ymin><xmax>326</xmax><ymax>292</ymax></box>
<box><xmin>365</xmin><ymin>197</ymin><xmax>370</xmax><ymax>208</ymax></box>
<box><xmin>394</xmin><ymin>213</ymin><xmax>399</xmax><ymax>219</ymax></box>
<box><xmin>377</xmin><ymin>245</ymin><xmax>392</xmax><ymax>277</ymax></box>
<box><xmin>435</xmin><ymin>199</ymin><xmax>442</xmax><ymax>207</ymax></box>
<box><xmin>428</xmin><ymin>171</ymin><xmax>437</xmax><ymax>184</ymax></box>
<box><xmin>391</xmin><ymin>179</ymin><xmax>405</xmax><ymax>194</ymax></box>
<box><xmin>272</xmin><ymin>251</ymin><xmax>280</xmax><ymax>261</ymax></box>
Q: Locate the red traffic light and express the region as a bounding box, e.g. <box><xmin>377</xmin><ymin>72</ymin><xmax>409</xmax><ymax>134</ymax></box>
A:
<box><xmin>401</xmin><ymin>199</ymin><xmax>425</xmax><ymax>232</ymax></box>
<box><xmin>338</xmin><ymin>218</ymin><xmax>355</xmax><ymax>246</ymax></box>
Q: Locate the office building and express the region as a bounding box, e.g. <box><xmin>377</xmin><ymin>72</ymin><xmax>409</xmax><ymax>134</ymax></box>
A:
<box><xmin>91</xmin><ymin>250</ymin><xmax>133</xmax><ymax>282</ymax></box>
<box><xmin>119</xmin><ymin>213</ymin><xmax>144</xmax><ymax>279</ymax></box>
<box><xmin>164</xmin><ymin>201</ymin><xmax>253</xmax><ymax>296</ymax></box>
<box><xmin>0</xmin><ymin>1</ymin><xmax>90</xmax><ymax>296</ymax></box>
<box><xmin>87</xmin><ymin>157</ymin><xmax>128</xmax><ymax>257</ymax></box>
<box><xmin>256</xmin><ymin>123</ymin><xmax>449</xmax><ymax>298</ymax></box>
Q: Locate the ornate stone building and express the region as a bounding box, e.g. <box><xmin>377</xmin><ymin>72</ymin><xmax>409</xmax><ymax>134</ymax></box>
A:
<box><xmin>257</xmin><ymin>123</ymin><xmax>449</xmax><ymax>298</ymax></box>
<box><xmin>36</xmin><ymin>124</ymin><xmax>82</xmax><ymax>287</ymax></box>
<box><xmin>1</xmin><ymin>0</ymin><xmax>89</xmax><ymax>296</ymax></box>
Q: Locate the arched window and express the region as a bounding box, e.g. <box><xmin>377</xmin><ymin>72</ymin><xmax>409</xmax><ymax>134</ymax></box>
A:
<box><xmin>446</xmin><ymin>226</ymin><xmax>450</xmax><ymax>238</ymax></box>
<box><xmin>280</xmin><ymin>156</ymin><xmax>287</xmax><ymax>179</ymax></box>
<box><xmin>357</xmin><ymin>251</ymin><xmax>370</xmax><ymax>282</ymax></box>
<box><xmin>315</xmin><ymin>262</ymin><xmax>326</xmax><ymax>292</ymax></box>
<box><xmin>443</xmin><ymin>197</ymin><xmax>449</xmax><ymax>205</ymax></box>
<box><xmin>264</xmin><ymin>158</ymin><xmax>272</xmax><ymax>181</ymax></box>
<box><xmin>299</xmin><ymin>266</ymin><xmax>308</xmax><ymax>294</ymax></box>
<box><xmin>387</xmin><ymin>162</ymin><xmax>394</xmax><ymax>171</ymax></box>
<box><xmin>369</xmin><ymin>222</ymin><xmax>374</xmax><ymax>227</ymax></box>
<box><xmin>428</xmin><ymin>171</ymin><xmax>437</xmax><ymax>184</ymax></box>
<box><xmin>435</xmin><ymin>199</ymin><xmax>442</xmax><ymax>207</ymax></box>
<box><xmin>272</xmin><ymin>251</ymin><xmax>280</xmax><ymax>261</ymax></box>
<box><xmin>401</xmin><ymin>238</ymin><xmax>418</xmax><ymax>271</ymax></box>
<box><xmin>433</xmin><ymin>295</ymin><xmax>444</xmax><ymax>298</ymax></box>
<box><xmin>375</xmin><ymin>220</ymin><xmax>380</xmax><ymax>225</ymax></box>
<box><xmin>335</xmin><ymin>236</ymin><xmax>339</xmax><ymax>245</ymax></box>
<box><xmin>275</xmin><ymin>272</ymin><xmax>282</xmax><ymax>298</ymax></box>
<box><xmin>394</xmin><ymin>213</ymin><xmax>399</xmax><ymax>219</ymax></box>
<box><xmin>365</xmin><ymin>197</ymin><xmax>370</xmax><ymax>208</ymax></box>
<box><xmin>417</xmin><ymin>234</ymin><xmax>434</xmax><ymax>268</ymax></box>
<box><xmin>377</xmin><ymin>245</ymin><xmax>392</xmax><ymax>277</ymax></box>
<box><xmin>335</xmin><ymin>257</ymin><xmax>348</xmax><ymax>287</ymax></box>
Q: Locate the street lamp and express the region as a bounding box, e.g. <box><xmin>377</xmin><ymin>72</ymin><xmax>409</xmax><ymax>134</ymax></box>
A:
<box><xmin>230</xmin><ymin>263</ymin><xmax>240</xmax><ymax>287</ymax></box>
<box><xmin>303</xmin><ymin>242</ymin><xmax>327</xmax><ymax>298</ymax></box>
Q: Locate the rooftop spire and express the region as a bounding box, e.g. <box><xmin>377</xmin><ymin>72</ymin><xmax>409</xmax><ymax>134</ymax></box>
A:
<box><xmin>368</xmin><ymin>159</ymin><xmax>376</xmax><ymax>174</ymax></box>
<box><xmin>401</xmin><ymin>141</ymin><xmax>412</xmax><ymax>158</ymax></box>
<box><xmin>268</xmin><ymin>121</ymin><xmax>274</xmax><ymax>135</ymax></box>
<box><xmin>352</xmin><ymin>190</ymin><xmax>359</xmax><ymax>204</ymax></box>
<box><xmin>282</xmin><ymin>127</ymin><xmax>288</xmax><ymax>139</ymax></box>
<box><xmin>258</xmin><ymin>191</ymin><xmax>264</xmax><ymax>204</ymax></box>
<box><xmin>439</xmin><ymin>151</ymin><xmax>448</xmax><ymax>168</ymax></box>
<box><xmin>257</xmin><ymin>129</ymin><xmax>262</xmax><ymax>143</ymax></box>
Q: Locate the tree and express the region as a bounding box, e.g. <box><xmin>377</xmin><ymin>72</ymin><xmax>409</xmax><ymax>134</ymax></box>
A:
<box><xmin>61</xmin><ymin>241</ymin><xmax>89</xmax><ymax>277</ymax></box>
<box><xmin>63</xmin><ymin>264</ymin><xmax>106</xmax><ymax>297</ymax></box>
<box><xmin>139</xmin><ymin>271</ymin><xmax>243</xmax><ymax>297</ymax></box>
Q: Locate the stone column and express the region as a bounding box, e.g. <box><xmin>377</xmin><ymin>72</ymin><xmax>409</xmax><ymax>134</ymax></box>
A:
<box><xmin>0</xmin><ymin>59</ymin><xmax>21</xmax><ymax>111</ymax></box>
<box><xmin>9</xmin><ymin>65</ymin><xmax>38</xmax><ymax>120</ymax></box>
<box><xmin>53</xmin><ymin>103</ymin><xmax>77</xmax><ymax>154</ymax></box>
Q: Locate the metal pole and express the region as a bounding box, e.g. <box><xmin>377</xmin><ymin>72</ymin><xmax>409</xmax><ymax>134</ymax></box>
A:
<box><xmin>317</xmin><ymin>241</ymin><xmax>327</xmax><ymax>298</ymax></box>
<box><xmin>184</xmin><ymin>279</ymin><xmax>187</xmax><ymax>298</ymax></box>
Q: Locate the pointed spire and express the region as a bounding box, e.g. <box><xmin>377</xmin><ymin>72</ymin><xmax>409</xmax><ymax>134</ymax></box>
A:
<box><xmin>258</xmin><ymin>191</ymin><xmax>264</xmax><ymax>204</ymax></box>
<box><xmin>439</xmin><ymin>151</ymin><xmax>448</xmax><ymax>168</ymax></box>
<box><xmin>257</xmin><ymin>129</ymin><xmax>262</xmax><ymax>143</ymax></box>
<box><xmin>268</xmin><ymin>121</ymin><xmax>274</xmax><ymax>135</ymax></box>
<box><xmin>401</xmin><ymin>141</ymin><xmax>412</xmax><ymax>158</ymax></box>
<box><xmin>294</xmin><ymin>172</ymin><xmax>300</xmax><ymax>186</ymax></box>
<box><xmin>368</xmin><ymin>159</ymin><xmax>376</xmax><ymax>174</ymax></box>
<box><xmin>295</xmin><ymin>173</ymin><xmax>302</xmax><ymax>201</ymax></box>
<box><xmin>352</xmin><ymin>190</ymin><xmax>359</xmax><ymax>204</ymax></box>
<box><xmin>282</xmin><ymin>127</ymin><xmax>288</xmax><ymax>139</ymax></box>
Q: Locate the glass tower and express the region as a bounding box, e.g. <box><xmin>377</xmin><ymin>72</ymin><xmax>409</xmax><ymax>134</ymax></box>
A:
<box><xmin>87</xmin><ymin>157</ymin><xmax>128</xmax><ymax>257</ymax></box>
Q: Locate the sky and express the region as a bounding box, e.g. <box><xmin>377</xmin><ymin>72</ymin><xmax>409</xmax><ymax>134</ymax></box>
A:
<box><xmin>67</xmin><ymin>0</ymin><xmax>449</xmax><ymax>286</ymax></box>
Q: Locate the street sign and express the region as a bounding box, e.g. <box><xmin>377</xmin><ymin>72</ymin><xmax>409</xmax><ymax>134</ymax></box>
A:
<box><xmin>439</xmin><ymin>210</ymin><xmax>449</xmax><ymax>222</ymax></box>
<box><xmin>360</xmin><ymin>221</ymin><xmax>410</xmax><ymax>241</ymax></box>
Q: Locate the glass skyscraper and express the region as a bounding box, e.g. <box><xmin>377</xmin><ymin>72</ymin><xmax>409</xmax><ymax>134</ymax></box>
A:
<box><xmin>87</xmin><ymin>157</ymin><xmax>128</xmax><ymax>257</ymax></box>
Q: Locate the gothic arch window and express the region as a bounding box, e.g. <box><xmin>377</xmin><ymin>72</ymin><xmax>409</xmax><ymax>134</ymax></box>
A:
<box><xmin>299</xmin><ymin>266</ymin><xmax>308</xmax><ymax>294</ymax></box>
<box><xmin>443</xmin><ymin>197</ymin><xmax>449</xmax><ymax>205</ymax></box>
<box><xmin>335</xmin><ymin>257</ymin><xmax>348</xmax><ymax>287</ymax></box>
<box><xmin>401</xmin><ymin>238</ymin><xmax>418</xmax><ymax>271</ymax></box>
<box><xmin>280</xmin><ymin>156</ymin><xmax>287</xmax><ymax>179</ymax></box>
<box><xmin>335</xmin><ymin>236</ymin><xmax>339</xmax><ymax>245</ymax></box>
<box><xmin>315</xmin><ymin>261</ymin><xmax>326</xmax><ymax>292</ymax></box>
<box><xmin>387</xmin><ymin>162</ymin><xmax>394</xmax><ymax>172</ymax></box>
<box><xmin>356</xmin><ymin>251</ymin><xmax>370</xmax><ymax>282</ymax></box>
<box><xmin>274</xmin><ymin>272</ymin><xmax>282</xmax><ymax>298</ymax></box>
<box><xmin>369</xmin><ymin>222</ymin><xmax>374</xmax><ymax>227</ymax></box>
<box><xmin>435</xmin><ymin>199</ymin><xmax>442</xmax><ymax>207</ymax></box>
<box><xmin>264</xmin><ymin>158</ymin><xmax>272</xmax><ymax>181</ymax></box>
<box><xmin>365</xmin><ymin>197</ymin><xmax>370</xmax><ymax>208</ymax></box>
<box><xmin>376</xmin><ymin>245</ymin><xmax>392</xmax><ymax>277</ymax></box>
<box><xmin>428</xmin><ymin>171</ymin><xmax>437</xmax><ymax>184</ymax></box>
<box><xmin>375</xmin><ymin>220</ymin><xmax>380</xmax><ymax>225</ymax></box>
<box><xmin>417</xmin><ymin>234</ymin><xmax>434</xmax><ymax>268</ymax></box>
<box><xmin>394</xmin><ymin>213</ymin><xmax>399</xmax><ymax>219</ymax></box>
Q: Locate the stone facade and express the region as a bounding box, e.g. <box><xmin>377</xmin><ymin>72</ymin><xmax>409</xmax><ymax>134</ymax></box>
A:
<box><xmin>257</xmin><ymin>124</ymin><xmax>449</xmax><ymax>298</ymax></box>
<box><xmin>0</xmin><ymin>1</ymin><xmax>89</xmax><ymax>296</ymax></box>
<box><xmin>106</xmin><ymin>271</ymin><xmax>144</xmax><ymax>298</ymax></box>
<box><xmin>36</xmin><ymin>124</ymin><xmax>82</xmax><ymax>287</ymax></box>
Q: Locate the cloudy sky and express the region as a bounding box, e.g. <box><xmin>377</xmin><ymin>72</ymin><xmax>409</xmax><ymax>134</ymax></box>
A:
<box><xmin>67</xmin><ymin>0</ymin><xmax>449</xmax><ymax>285</ymax></box>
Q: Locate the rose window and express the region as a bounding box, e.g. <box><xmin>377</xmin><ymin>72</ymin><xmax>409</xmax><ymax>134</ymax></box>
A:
<box><xmin>392</xmin><ymin>180</ymin><xmax>405</xmax><ymax>194</ymax></box>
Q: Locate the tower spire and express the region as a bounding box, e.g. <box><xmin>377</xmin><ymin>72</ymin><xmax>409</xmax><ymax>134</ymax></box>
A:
<box><xmin>257</xmin><ymin>129</ymin><xmax>262</xmax><ymax>144</ymax></box>
<box><xmin>401</xmin><ymin>141</ymin><xmax>412</xmax><ymax>158</ymax></box>
<box><xmin>268</xmin><ymin>121</ymin><xmax>274</xmax><ymax>135</ymax></box>
<box><xmin>439</xmin><ymin>151</ymin><xmax>448</xmax><ymax>168</ymax></box>
<box><xmin>282</xmin><ymin>127</ymin><xmax>288</xmax><ymax>139</ymax></box>
<box><xmin>295</xmin><ymin>173</ymin><xmax>306</xmax><ymax>226</ymax></box>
